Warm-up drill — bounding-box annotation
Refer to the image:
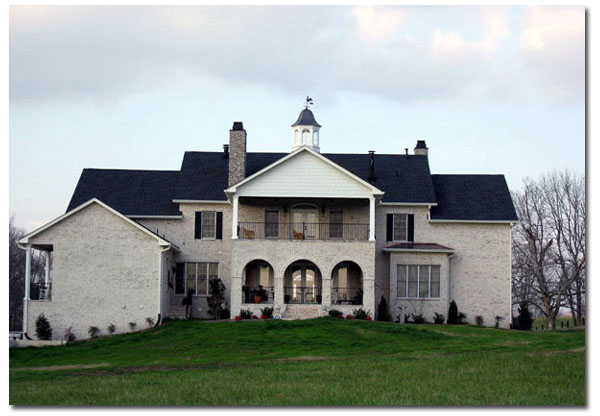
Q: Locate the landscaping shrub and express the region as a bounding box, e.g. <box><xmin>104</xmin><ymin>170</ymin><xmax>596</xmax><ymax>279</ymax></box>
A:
<box><xmin>146</xmin><ymin>317</ymin><xmax>155</xmax><ymax>327</ymax></box>
<box><xmin>345</xmin><ymin>314</ymin><xmax>354</xmax><ymax>320</ymax></box>
<box><xmin>352</xmin><ymin>308</ymin><xmax>371</xmax><ymax>320</ymax></box>
<box><xmin>240</xmin><ymin>309</ymin><xmax>253</xmax><ymax>320</ymax></box>
<box><xmin>457</xmin><ymin>312</ymin><xmax>467</xmax><ymax>324</ymax></box>
<box><xmin>88</xmin><ymin>326</ymin><xmax>100</xmax><ymax>338</ymax></box>
<box><xmin>128</xmin><ymin>322</ymin><xmax>137</xmax><ymax>331</ymax></box>
<box><xmin>107</xmin><ymin>323</ymin><xmax>116</xmax><ymax>335</ymax></box>
<box><xmin>35</xmin><ymin>314</ymin><xmax>52</xmax><ymax>340</ymax></box>
<box><xmin>447</xmin><ymin>300</ymin><xmax>459</xmax><ymax>324</ymax></box>
<box><xmin>411</xmin><ymin>314</ymin><xmax>428</xmax><ymax>324</ymax></box>
<box><xmin>207</xmin><ymin>278</ymin><xmax>227</xmax><ymax>319</ymax></box>
<box><xmin>495</xmin><ymin>315</ymin><xmax>504</xmax><ymax>328</ymax></box>
<box><xmin>64</xmin><ymin>327</ymin><xmax>76</xmax><ymax>342</ymax></box>
<box><xmin>328</xmin><ymin>309</ymin><xmax>343</xmax><ymax>318</ymax></box>
<box><xmin>516</xmin><ymin>302</ymin><xmax>533</xmax><ymax>331</ymax></box>
<box><xmin>377</xmin><ymin>296</ymin><xmax>391</xmax><ymax>321</ymax></box>
<box><xmin>433</xmin><ymin>312</ymin><xmax>445</xmax><ymax>324</ymax></box>
<box><xmin>234</xmin><ymin>315</ymin><xmax>242</xmax><ymax>321</ymax></box>
<box><xmin>220</xmin><ymin>308</ymin><xmax>231</xmax><ymax>320</ymax></box>
<box><xmin>475</xmin><ymin>316</ymin><xmax>484</xmax><ymax>326</ymax></box>
<box><xmin>260</xmin><ymin>307</ymin><xmax>273</xmax><ymax>318</ymax></box>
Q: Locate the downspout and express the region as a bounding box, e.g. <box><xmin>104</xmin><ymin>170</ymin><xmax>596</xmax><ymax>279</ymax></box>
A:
<box><xmin>157</xmin><ymin>245</ymin><xmax>171</xmax><ymax>326</ymax></box>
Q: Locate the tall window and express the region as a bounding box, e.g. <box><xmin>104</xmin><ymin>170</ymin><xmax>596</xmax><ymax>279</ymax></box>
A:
<box><xmin>201</xmin><ymin>212</ymin><xmax>216</xmax><ymax>239</ymax></box>
<box><xmin>393</xmin><ymin>214</ymin><xmax>408</xmax><ymax>241</ymax></box>
<box><xmin>175</xmin><ymin>262</ymin><xmax>218</xmax><ymax>295</ymax></box>
<box><xmin>265</xmin><ymin>210</ymin><xmax>279</xmax><ymax>238</ymax></box>
<box><xmin>397</xmin><ymin>264</ymin><xmax>441</xmax><ymax>299</ymax></box>
<box><xmin>329</xmin><ymin>209</ymin><xmax>343</xmax><ymax>239</ymax></box>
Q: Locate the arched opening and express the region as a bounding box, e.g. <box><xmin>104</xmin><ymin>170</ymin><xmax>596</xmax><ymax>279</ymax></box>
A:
<box><xmin>284</xmin><ymin>260</ymin><xmax>322</xmax><ymax>304</ymax></box>
<box><xmin>302</xmin><ymin>129</ymin><xmax>310</xmax><ymax>145</ymax></box>
<box><xmin>331</xmin><ymin>261</ymin><xmax>363</xmax><ymax>305</ymax></box>
<box><xmin>294</xmin><ymin>129</ymin><xmax>299</xmax><ymax>145</ymax></box>
<box><xmin>242</xmin><ymin>260</ymin><xmax>274</xmax><ymax>304</ymax></box>
<box><xmin>313</xmin><ymin>130</ymin><xmax>319</xmax><ymax>146</ymax></box>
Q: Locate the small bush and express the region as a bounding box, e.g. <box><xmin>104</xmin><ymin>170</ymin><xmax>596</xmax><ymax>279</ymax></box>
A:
<box><xmin>35</xmin><ymin>314</ymin><xmax>52</xmax><ymax>340</ymax></box>
<box><xmin>260</xmin><ymin>307</ymin><xmax>274</xmax><ymax>318</ymax></box>
<box><xmin>329</xmin><ymin>309</ymin><xmax>343</xmax><ymax>318</ymax></box>
<box><xmin>457</xmin><ymin>312</ymin><xmax>467</xmax><ymax>324</ymax></box>
<box><xmin>433</xmin><ymin>312</ymin><xmax>445</xmax><ymax>324</ymax></box>
<box><xmin>128</xmin><ymin>322</ymin><xmax>137</xmax><ymax>331</ymax></box>
<box><xmin>411</xmin><ymin>314</ymin><xmax>428</xmax><ymax>324</ymax></box>
<box><xmin>345</xmin><ymin>314</ymin><xmax>354</xmax><ymax>320</ymax></box>
<box><xmin>352</xmin><ymin>308</ymin><xmax>370</xmax><ymax>320</ymax></box>
<box><xmin>64</xmin><ymin>327</ymin><xmax>76</xmax><ymax>342</ymax></box>
<box><xmin>495</xmin><ymin>315</ymin><xmax>504</xmax><ymax>328</ymax></box>
<box><xmin>88</xmin><ymin>326</ymin><xmax>100</xmax><ymax>338</ymax></box>
<box><xmin>240</xmin><ymin>309</ymin><xmax>253</xmax><ymax>320</ymax></box>
<box><xmin>475</xmin><ymin>316</ymin><xmax>484</xmax><ymax>326</ymax></box>
<box><xmin>107</xmin><ymin>323</ymin><xmax>116</xmax><ymax>335</ymax></box>
<box><xmin>516</xmin><ymin>302</ymin><xmax>533</xmax><ymax>331</ymax></box>
<box><xmin>447</xmin><ymin>300</ymin><xmax>459</xmax><ymax>324</ymax></box>
<box><xmin>234</xmin><ymin>315</ymin><xmax>242</xmax><ymax>321</ymax></box>
<box><xmin>220</xmin><ymin>308</ymin><xmax>231</xmax><ymax>320</ymax></box>
<box><xmin>377</xmin><ymin>296</ymin><xmax>391</xmax><ymax>321</ymax></box>
<box><xmin>146</xmin><ymin>317</ymin><xmax>155</xmax><ymax>327</ymax></box>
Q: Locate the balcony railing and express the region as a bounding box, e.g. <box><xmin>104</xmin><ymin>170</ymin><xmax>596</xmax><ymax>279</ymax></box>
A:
<box><xmin>238</xmin><ymin>222</ymin><xmax>369</xmax><ymax>241</ymax></box>
<box><xmin>284</xmin><ymin>286</ymin><xmax>323</xmax><ymax>304</ymax></box>
<box><xmin>242</xmin><ymin>286</ymin><xmax>274</xmax><ymax>304</ymax></box>
<box><xmin>29</xmin><ymin>283</ymin><xmax>52</xmax><ymax>301</ymax></box>
<box><xmin>331</xmin><ymin>287</ymin><xmax>363</xmax><ymax>305</ymax></box>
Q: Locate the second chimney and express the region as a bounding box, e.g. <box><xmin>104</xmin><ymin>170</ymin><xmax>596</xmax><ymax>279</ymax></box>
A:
<box><xmin>228</xmin><ymin>122</ymin><xmax>246</xmax><ymax>187</ymax></box>
<box><xmin>414</xmin><ymin>140</ymin><xmax>428</xmax><ymax>156</ymax></box>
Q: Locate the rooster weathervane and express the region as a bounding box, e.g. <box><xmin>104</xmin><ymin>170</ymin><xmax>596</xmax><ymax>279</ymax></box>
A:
<box><xmin>304</xmin><ymin>96</ymin><xmax>314</xmax><ymax>109</ymax></box>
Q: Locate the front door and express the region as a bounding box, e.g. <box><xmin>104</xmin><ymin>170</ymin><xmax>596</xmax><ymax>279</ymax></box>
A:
<box><xmin>289</xmin><ymin>264</ymin><xmax>320</xmax><ymax>303</ymax></box>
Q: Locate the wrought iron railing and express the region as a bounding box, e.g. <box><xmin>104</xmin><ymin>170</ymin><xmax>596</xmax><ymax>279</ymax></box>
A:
<box><xmin>331</xmin><ymin>287</ymin><xmax>363</xmax><ymax>305</ymax></box>
<box><xmin>242</xmin><ymin>286</ymin><xmax>274</xmax><ymax>304</ymax></box>
<box><xmin>29</xmin><ymin>282</ymin><xmax>52</xmax><ymax>301</ymax></box>
<box><xmin>238</xmin><ymin>222</ymin><xmax>369</xmax><ymax>241</ymax></box>
<box><xmin>284</xmin><ymin>286</ymin><xmax>323</xmax><ymax>304</ymax></box>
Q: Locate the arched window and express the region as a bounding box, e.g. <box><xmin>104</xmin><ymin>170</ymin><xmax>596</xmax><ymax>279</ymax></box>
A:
<box><xmin>294</xmin><ymin>129</ymin><xmax>299</xmax><ymax>145</ymax></box>
<box><xmin>302</xmin><ymin>129</ymin><xmax>310</xmax><ymax>145</ymax></box>
<box><xmin>313</xmin><ymin>130</ymin><xmax>319</xmax><ymax>146</ymax></box>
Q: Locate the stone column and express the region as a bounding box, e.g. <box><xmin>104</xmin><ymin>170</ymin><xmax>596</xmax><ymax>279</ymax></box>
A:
<box><xmin>369</xmin><ymin>196</ymin><xmax>376</xmax><ymax>241</ymax></box>
<box><xmin>232</xmin><ymin>195</ymin><xmax>239</xmax><ymax>239</ymax></box>
<box><xmin>23</xmin><ymin>244</ymin><xmax>31</xmax><ymax>334</ymax></box>
<box><xmin>322</xmin><ymin>276</ymin><xmax>331</xmax><ymax>310</ymax></box>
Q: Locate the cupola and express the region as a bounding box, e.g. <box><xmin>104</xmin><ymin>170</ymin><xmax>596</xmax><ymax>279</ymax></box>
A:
<box><xmin>292</xmin><ymin>97</ymin><xmax>321</xmax><ymax>152</ymax></box>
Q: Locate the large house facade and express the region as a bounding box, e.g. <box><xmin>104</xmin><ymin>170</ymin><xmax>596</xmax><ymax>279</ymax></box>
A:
<box><xmin>19</xmin><ymin>105</ymin><xmax>518</xmax><ymax>339</ymax></box>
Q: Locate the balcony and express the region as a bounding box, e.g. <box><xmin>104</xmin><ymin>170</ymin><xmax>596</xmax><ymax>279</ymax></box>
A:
<box><xmin>238</xmin><ymin>222</ymin><xmax>370</xmax><ymax>241</ymax></box>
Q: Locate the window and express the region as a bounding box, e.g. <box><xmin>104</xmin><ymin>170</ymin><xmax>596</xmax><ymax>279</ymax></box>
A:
<box><xmin>393</xmin><ymin>214</ymin><xmax>408</xmax><ymax>241</ymax></box>
<box><xmin>201</xmin><ymin>211</ymin><xmax>216</xmax><ymax>239</ymax></box>
<box><xmin>175</xmin><ymin>262</ymin><xmax>218</xmax><ymax>296</ymax></box>
<box><xmin>329</xmin><ymin>209</ymin><xmax>343</xmax><ymax>239</ymax></box>
<box><xmin>397</xmin><ymin>264</ymin><xmax>441</xmax><ymax>299</ymax></box>
<box><xmin>265</xmin><ymin>210</ymin><xmax>279</xmax><ymax>238</ymax></box>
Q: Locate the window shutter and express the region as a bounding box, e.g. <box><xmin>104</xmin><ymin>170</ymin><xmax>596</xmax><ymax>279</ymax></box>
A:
<box><xmin>216</xmin><ymin>212</ymin><xmax>223</xmax><ymax>240</ymax></box>
<box><xmin>407</xmin><ymin>214</ymin><xmax>415</xmax><ymax>242</ymax></box>
<box><xmin>386</xmin><ymin>214</ymin><xmax>393</xmax><ymax>242</ymax></box>
<box><xmin>195</xmin><ymin>212</ymin><xmax>203</xmax><ymax>239</ymax></box>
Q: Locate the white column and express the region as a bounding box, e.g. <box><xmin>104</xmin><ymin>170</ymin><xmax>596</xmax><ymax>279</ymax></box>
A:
<box><xmin>44</xmin><ymin>251</ymin><xmax>51</xmax><ymax>287</ymax></box>
<box><xmin>232</xmin><ymin>194</ymin><xmax>239</xmax><ymax>239</ymax></box>
<box><xmin>369</xmin><ymin>196</ymin><xmax>376</xmax><ymax>241</ymax></box>
<box><xmin>23</xmin><ymin>244</ymin><xmax>32</xmax><ymax>335</ymax></box>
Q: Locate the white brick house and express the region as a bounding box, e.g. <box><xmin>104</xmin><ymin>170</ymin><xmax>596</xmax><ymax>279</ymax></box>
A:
<box><xmin>19</xmin><ymin>103</ymin><xmax>518</xmax><ymax>339</ymax></box>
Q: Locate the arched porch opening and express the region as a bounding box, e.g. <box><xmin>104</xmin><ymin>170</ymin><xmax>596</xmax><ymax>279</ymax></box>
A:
<box><xmin>241</xmin><ymin>260</ymin><xmax>274</xmax><ymax>304</ymax></box>
<box><xmin>284</xmin><ymin>260</ymin><xmax>322</xmax><ymax>304</ymax></box>
<box><xmin>331</xmin><ymin>261</ymin><xmax>363</xmax><ymax>305</ymax></box>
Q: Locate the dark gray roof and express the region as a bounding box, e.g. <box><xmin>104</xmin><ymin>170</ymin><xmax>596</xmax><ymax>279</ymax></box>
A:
<box><xmin>67</xmin><ymin>169</ymin><xmax>181</xmax><ymax>216</ymax></box>
<box><xmin>291</xmin><ymin>108</ymin><xmax>321</xmax><ymax>127</ymax></box>
<box><xmin>430</xmin><ymin>174</ymin><xmax>518</xmax><ymax>221</ymax></box>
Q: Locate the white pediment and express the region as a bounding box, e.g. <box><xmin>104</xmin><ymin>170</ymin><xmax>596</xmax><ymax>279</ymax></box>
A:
<box><xmin>229</xmin><ymin>147</ymin><xmax>383</xmax><ymax>199</ymax></box>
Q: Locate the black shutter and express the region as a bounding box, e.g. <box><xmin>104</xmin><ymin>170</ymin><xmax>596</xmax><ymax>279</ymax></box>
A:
<box><xmin>216</xmin><ymin>212</ymin><xmax>223</xmax><ymax>240</ymax></box>
<box><xmin>407</xmin><ymin>214</ymin><xmax>415</xmax><ymax>242</ymax></box>
<box><xmin>195</xmin><ymin>212</ymin><xmax>203</xmax><ymax>239</ymax></box>
<box><xmin>386</xmin><ymin>214</ymin><xmax>393</xmax><ymax>242</ymax></box>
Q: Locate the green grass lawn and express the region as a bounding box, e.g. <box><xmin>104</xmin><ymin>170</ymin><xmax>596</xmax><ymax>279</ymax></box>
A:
<box><xmin>9</xmin><ymin>318</ymin><xmax>585</xmax><ymax>406</ymax></box>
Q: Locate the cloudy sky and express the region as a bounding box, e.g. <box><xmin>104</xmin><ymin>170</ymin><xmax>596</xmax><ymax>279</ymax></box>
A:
<box><xmin>9</xmin><ymin>5</ymin><xmax>585</xmax><ymax>231</ymax></box>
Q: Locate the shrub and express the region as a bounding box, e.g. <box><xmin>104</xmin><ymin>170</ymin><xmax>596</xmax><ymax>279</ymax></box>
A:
<box><xmin>328</xmin><ymin>309</ymin><xmax>343</xmax><ymax>318</ymax></box>
<box><xmin>35</xmin><ymin>314</ymin><xmax>52</xmax><ymax>340</ymax></box>
<box><xmin>345</xmin><ymin>314</ymin><xmax>354</xmax><ymax>320</ymax></box>
<box><xmin>447</xmin><ymin>300</ymin><xmax>459</xmax><ymax>324</ymax></box>
<box><xmin>475</xmin><ymin>316</ymin><xmax>484</xmax><ymax>326</ymax></box>
<box><xmin>260</xmin><ymin>307</ymin><xmax>274</xmax><ymax>318</ymax></box>
<box><xmin>88</xmin><ymin>326</ymin><xmax>100</xmax><ymax>338</ymax></box>
<box><xmin>411</xmin><ymin>314</ymin><xmax>428</xmax><ymax>324</ymax></box>
<box><xmin>207</xmin><ymin>278</ymin><xmax>227</xmax><ymax>319</ymax></box>
<box><xmin>495</xmin><ymin>315</ymin><xmax>504</xmax><ymax>328</ymax></box>
<box><xmin>251</xmin><ymin>315</ymin><xmax>258</xmax><ymax>320</ymax></box>
<box><xmin>352</xmin><ymin>308</ymin><xmax>370</xmax><ymax>320</ymax></box>
<box><xmin>457</xmin><ymin>312</ymin><xmax>467</xmax><ymax>324</ymax></box>
<box><xmin>516</xmin><ymin>302</ymin><xmax>533</xmax><ymax>331</ymax></box>
<box><xmin>220</xmin><ymin>308</ymin><xmax>231</xmax><ymax>320</ymax></box>
<box><xmin>107</xmin><ymin>323</ymin><xmax>116</xmax><ymax>335</ymax></box>
<box><xmin>234</xmin><ymin>315</ymin><xmax>242</xmax><ymax>321</ymax></box>
<box><xmin>146</xmin><ymin>317</ymin><xmax>155</xmax><ymax>327</ymax></box>
<box><xmin>433</xmin><ymin>312</ymin><xmax>445</xmax><ymax>324</ymax></box>
<box><xmin>377</xmin><ymin>296</ymin><xmax>391</xmax><ymax>321</ymax></box>
<box><xmin>64</xmin><ymin>327</ymin><xmax>76</xmax><ymax>342</ymax></box>
<box><xmin>128</xmin><ymin>322</ymin><xmax>137</xmax><ymax>331</ymax></box>
<box><xmin>240</xmin><ymin>309</ymin><xmax>253</xmax><ymax>320</ymax></box>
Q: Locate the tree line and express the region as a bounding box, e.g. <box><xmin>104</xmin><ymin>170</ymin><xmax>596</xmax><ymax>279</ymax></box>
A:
<box><xmin>511</xmin><ymin>170</ymin><xmax>585</xmax><ymax>330</ymax></box>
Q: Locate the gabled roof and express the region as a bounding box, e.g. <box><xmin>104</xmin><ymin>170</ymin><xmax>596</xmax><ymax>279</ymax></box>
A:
<box><xmin>67</xmin><ymin>169</ymin><xmax>181</xmax><ymax>216</ymax></box>
<box><xmin>20</xmin><ymin>198</ymin><xmax>177</xmax><ymax>249</ymax></box>
<box><xmin>430</xmin><ymin>175</ymin><xmax>518</xmax><ymax>222</ymax></box>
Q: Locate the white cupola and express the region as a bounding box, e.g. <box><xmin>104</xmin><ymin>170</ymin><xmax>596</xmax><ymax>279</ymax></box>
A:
<box><xmin>292</xmin><ymin>97</ymin><xmax>321</xmax><ymax>152</ymax></box>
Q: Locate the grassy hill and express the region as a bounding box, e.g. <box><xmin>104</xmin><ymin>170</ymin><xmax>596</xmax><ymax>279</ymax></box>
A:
<box><xmin>9</xmin><ymin>318</ymin><xmax>585</xmax><ymax>405</ymax></box>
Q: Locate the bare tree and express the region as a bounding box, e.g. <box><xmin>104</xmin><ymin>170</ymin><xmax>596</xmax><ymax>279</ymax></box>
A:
<box><xmin>511</xmin><ymin>171</ymin><xmax>585</xmax><ymax>330</ymax></box>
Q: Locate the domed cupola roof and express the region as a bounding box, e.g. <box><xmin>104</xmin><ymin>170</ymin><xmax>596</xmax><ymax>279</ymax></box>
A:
<box><xmin>291</xmin><ymin>108</ymin><xmax>321</xmax><ymax>128</ymax></box>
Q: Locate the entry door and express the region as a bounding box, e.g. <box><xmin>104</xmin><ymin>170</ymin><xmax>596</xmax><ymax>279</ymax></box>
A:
<box><xmin>290</xmin><ymin>265</ymin><xmax>318</xmax><ymax>303</ymax></box>
<box><xmin>292</xmin><ymin>208</ymin><xmax>318</xmax><ymax>239</ymax></box>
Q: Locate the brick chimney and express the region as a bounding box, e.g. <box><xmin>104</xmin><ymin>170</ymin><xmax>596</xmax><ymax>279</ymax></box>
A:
<box><xmin>414</xmin><ymin>140</ymin><xmax>428</xmax><ymax>156</ymax></box>
<box><xmin>228</xmin><ymin>122</ymin><xmax>246</xmax><ymax>186</ymax></box>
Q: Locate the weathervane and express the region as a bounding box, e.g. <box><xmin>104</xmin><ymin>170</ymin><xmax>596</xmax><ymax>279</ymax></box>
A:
<box><xmin>304</xmin><ymin>96</ymin><xmax>314</xmax><ymax>109</ymax></box>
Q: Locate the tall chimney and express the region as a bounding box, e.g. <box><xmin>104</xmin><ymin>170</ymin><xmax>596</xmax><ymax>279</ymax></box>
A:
<box><xmin>228</xmin><ymin>122</ymin><xmax>246</xmax><ymax>186</ymax></box>
<box><xmin>414</xmin><ymin>140</ymin><xmax>428</xmax><ymax>156</ymax></box>
<box><xmin>368</xmin><ymin>150</ymin><xmax>375</xmax><ymax>181</ymax></box>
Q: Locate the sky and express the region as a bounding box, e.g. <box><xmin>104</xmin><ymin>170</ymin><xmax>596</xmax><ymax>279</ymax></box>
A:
<box><xmin>9</xmin><ymin>5</ymin><xmax>585</xmax><ymax>232</ymax></box>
